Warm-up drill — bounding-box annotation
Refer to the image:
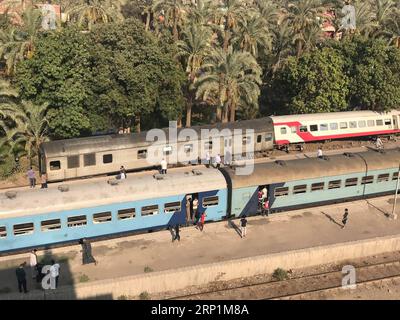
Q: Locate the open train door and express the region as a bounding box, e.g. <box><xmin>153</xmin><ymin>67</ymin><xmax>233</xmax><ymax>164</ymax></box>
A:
<box><xmin>393</xmin><ymin>115</ymin><xmax>399</xmax><ymax>130</ymax></box>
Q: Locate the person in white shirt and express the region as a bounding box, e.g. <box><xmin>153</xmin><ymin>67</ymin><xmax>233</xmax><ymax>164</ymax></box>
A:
<box><xmin>29</xmin><ymin>249</ymin><xmax>38</xmax><ymax>279</ymax></box>
<box><xmin>161</xmin><ymin>158</ymin><xmax>167</xmax><ymax>174</ymax></box>
<box><xmin>262</xmin><ymin>186</ymin><xmax>268</xmax><ymax>199</ymax></box>
<box><xmin>317</xmin><ymin>147</ymin><xmax>323</xmax><ymax>159</ymax></box>
<box><xmin>50</xmin><ymin>260</ymin><xmax>60</xmax><ymax>288</ymax></box>
<box><xmin>376</xmin><ymin>137</ymin><xmax>383</xmax><ymax>149</ymax></box>
<box><xmin>215</xmin><ymin>154</ymin><xmax>222</xmax><ymax>168</ymax></box>
<box><xmin>205</xmin><ymin>152</ymin><xmax>211</xmax><ymax>168</ymax></box>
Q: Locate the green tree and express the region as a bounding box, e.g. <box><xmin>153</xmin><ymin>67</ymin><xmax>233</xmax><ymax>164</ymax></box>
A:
<box><xmin>195</xmin><ymin>46</ymin><xmax>262</xmax><ymax>122</ymax></box>
<box><xmin>66</xmin><ymin>0</ymin><xmax>124</xmax><ymax>31</ymax></box>
<box><xmin>16</xmin><ymin>28</ymin><xmax>93</xmax><ymax>138</ymax></box>
<box><xmin>0</xmin><ymin>5</ymin><xmax>43</xmax><ymax>76</ymax></box>
<box><xmin>0</xmin><ymin>100</ymin><xmax>49</xmax><ymax>163</ymax></box>
<box><xmin>270</xmin><ymin>47</ymin><xmax>350</xmax><ymax>114</ymax></box>
<box><xmin>177</xmin><ymin>22</ymin><xmax>212</xmax><ymax>127</ymax></box>
<box><xmin>89</xmin><ymin>19</ymin><xmax>185</xmax><ymax>132</ymax></box>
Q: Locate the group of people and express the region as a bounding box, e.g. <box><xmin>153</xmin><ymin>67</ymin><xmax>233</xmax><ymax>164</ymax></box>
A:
<box><xmin>258</xmin><ymin>186</ymin><xmax>270</xmax><ymax>216</ymax></box>
<box><xmin>27</xmin><ymin>167</ymin><xmax>47</xmax><ymax>189</ymax></box>
<box><xmin>205</xmin><ymin>152</ymin><xmax>222</xmax><ymax>169</ymax></box>
<box><xmin>185</xmin><ymin>196</ymin><xmax>206</xmax><ymax>230</ymax></box>
<box><xmin>15</xmin><ymin>249</ymin><xmax>60</xmax><ymax>293</ymax></box>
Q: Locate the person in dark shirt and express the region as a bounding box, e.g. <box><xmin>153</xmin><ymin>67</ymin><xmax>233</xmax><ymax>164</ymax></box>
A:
<box><xmin>240</xmin><ymin>216</ymin><xmax>248</xmax><ymax>238</ymax></box>
<box><xmin>342</xmin><ymin>209</ymin><xmax>349</xmax><ymax>229</ymax></box>
<box><xmin>173</xmin><ymin>224</ymin><xmax>180</xmax><ymax>242</ymax></box>
<box><xmin>16</xmin><ymin>263</ymin><xmax>28</xmax><ymax>293</ymax></box>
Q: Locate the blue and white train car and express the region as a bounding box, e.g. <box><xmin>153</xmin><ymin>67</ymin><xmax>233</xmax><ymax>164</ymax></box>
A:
<box><xmin>222</xmin><ymin>149</ymin><xmax>400</xmax><ymax>217</ymax></box>
<box><xmin>0</xmin><ymin>168</ymin><xmax>228</xmax><ymax>253</ymax></box>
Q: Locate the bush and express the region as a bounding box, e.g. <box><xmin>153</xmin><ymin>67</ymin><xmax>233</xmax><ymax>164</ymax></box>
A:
<box><xmin>139</xmin><ymin>291</ymin><xmax>150</xmax><ymax>300</ymax></box>
<box><xmin>117</xmin><ymin>295</ymin><xmax>128</xmax><ymax>300</ymax></box>
<box><xmin>144</xmin><ymin>266</ymin><xmax>153</xmax><ymax>273</ymax></box>
<box><xmin>79</xmin><ymin>274</ymin><xmax>90</xmax><ymax>283</ymax></box>
<box><xmin>272</xmin><ymin>268</ymin><xmax>289</xmax><ymax>281</ymax></box>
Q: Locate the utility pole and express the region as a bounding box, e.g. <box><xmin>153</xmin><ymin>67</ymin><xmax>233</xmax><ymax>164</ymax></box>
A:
<box><xmin>392</xmin><ymin>162</ymin><xmax>400</xmax><ymax>220</ymax></box>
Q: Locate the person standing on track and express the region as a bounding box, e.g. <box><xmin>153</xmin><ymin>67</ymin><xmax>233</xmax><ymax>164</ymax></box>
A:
<box><xmin>199</xmin><ymin>212</ymin><xmax>206</xmax><ymax>231</ymax></box>
<box><xmin>15</xmin><ymin>263</ymin><xmax>28</xmax><ymax>293</ymax></box>
<box><xmin>161</xmin><ymin>158</ymin><xmax>168</xmax><ymax>174</ymax></box>
<box><xmin>27</xmin><ymin>167</ymin><xmax>36</xmax><ymax>188</ymax></box>
<box><xmin>29</xmin><ymin>249</ymin><xmax>38</xmax><ymax>279</ymax></box>
<box><xmin>240</xmin><ymin>215</ymin><xmax>248</xmax><ymax>238</ymax></box>
<box><xmin>317</xmin><ymin>147</ymin><xmax>323</xmax><ymax>159</ymax></box>
<box><xmin>173</xmin><ymin>224</ymin><xmax>181</xmax><ymax>242</ymax></box>
<box><xmin>342</xmin><ymin>209</ymin><xmax>349</xmax><ymax>229</ymax></box>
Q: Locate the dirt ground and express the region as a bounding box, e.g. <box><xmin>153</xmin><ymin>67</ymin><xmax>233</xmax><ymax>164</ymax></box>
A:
<box><xmin>151</xmin><ymin>251</ymin><xmax>400</xmax><ymax>300</ymax></box>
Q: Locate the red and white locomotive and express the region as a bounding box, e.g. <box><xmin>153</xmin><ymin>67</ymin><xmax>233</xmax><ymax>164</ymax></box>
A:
<box><xmin>271</xmin><ymin>110</ymin><xmax>400</xmax><ymax>148</ymax></box>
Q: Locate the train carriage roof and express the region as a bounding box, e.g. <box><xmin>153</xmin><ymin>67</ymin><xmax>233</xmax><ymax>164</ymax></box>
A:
<box><xmin>41</xmin><ymin>118</ymin><xmax>273</xmax><ymax>157</ymax></box>
<box><xmin>223</xmin><ymin>149</ymin><xmax>400</xmax><ymax>188</ymax></box>
<box><xmin>270</xmin><ymin>110</ymin><xmax>399</xmax><ymax>124</ymax></box>
<box><xmin>0</xmin><ymin>168</ymin><xmax>227</xmax><ymax>219</ymax></box>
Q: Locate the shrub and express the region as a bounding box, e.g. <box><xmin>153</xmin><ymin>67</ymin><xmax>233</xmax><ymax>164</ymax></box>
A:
<box><xmin>272</xmin><ymin>268</ymin><xmax>289</xmax><ymax>281</ymax></box>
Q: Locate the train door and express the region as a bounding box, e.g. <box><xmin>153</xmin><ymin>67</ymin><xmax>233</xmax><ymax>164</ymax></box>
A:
<box><xmin>393</xmin><ymin>115</ymin><xmax>399</xmax><ymax>130</ymax></box>
<box><xmin>185</xmin><ymin>193</ymin><xmax>199</xmax><ymax>224</ymax></box>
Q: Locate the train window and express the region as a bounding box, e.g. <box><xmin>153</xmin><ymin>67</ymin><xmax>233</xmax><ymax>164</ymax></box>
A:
<box><xmin>340</xmin><ymin>122</ymin><xmax>348</xmax><ymax>129</ymax></box>
<box><xmin>274</xmin><ymin>187</ymin><xmax>289</xmax><ymax>197</ymax></box>
<box><xmin>184</xmin><ymin>144</ymin><xmax>193</xmax><ymax>153</ymax></box>
<box><xmin>385</xmin><ymin>119</ymin><xmax>391</xmax><ymax>125</ymax></box>
<box><xmin>330</xmin><ymin>123</ymin><xmax>338</xmax><ymax>130</ymax></box>
<box><xmin>138</xmin><ymin>149</ymin><xmax>147</xmax><ymax>159</ymax></box>
<box><xmin>328</xmin><ymin>180</ymin><xmax>341</xmax><ymax>189</ymax></box>
<box><xmin>320</xmin><ymin>124</ymin><xmax>328</xmax><ymax>131</ymax></box>
<box><xmin>310</xmin><ymin>125</ymin><xmax>318</xmax><ymax>132</ymax></box>
<box><xmin>67</xmin><ymin>215</ymin><xmax>87</xmax><ymax>227</ymax></box>
<box><xmin>103</xmin><ymin>154</ymin><xmax>113</xmax><ymax>164</ymax></box>
<box><xmin>345</xmin><ymin>178</ymin><xmax>358</xmax><ymax>187</ymax></box>
<box><xmin>361</xmin><ymin>176</ymin><xmax>374</xmax><ymax>185</ymax></box>
<box><xmin>358</xmin><ymin>121</ymin><xmax>366</xmax><ymax>128</ymax></box>
<box><xmin>204</xmin><ymin>141</ymin><xmax>213</xmax><ymax>150</ymax></box>
<box><xmin>367</xmin><ymin>120</ymin><xmax>375</xmax><ymax>127</ymax></box>
<box><xmin>142</xmin><ymin>205</ymin><xmax>159</xmax><ymax>216</ymax></box>
<box><xmin>311</xmin><ymin>182</ymin><xmax>325</xmax><ymax>192</ymax></box>
<box><xmin>164</xmin><ymin>201</ymin><xmax>181</xmax><ymax>213</ymax></box>
<box><xmin>242</xmin><ymin>136</ymin><xmax>251</xmax><ymax>145</ymax></box>
<box><xmin>50</xmin><ymin>160</ymin><xmax>61</xmax><ymax>171</ymax></box>
<box><xmin>118</xmin><ymin>208</ymin><xmax>136</xmax><ymax>220</ymax></box>
<box><xmin>84</xmin><ymin>153</ymin><xmax>96</xmax><ymax>167</ymax></box>
<box><xmin>377</xmin><ymin>174</ymin><xmax>390</xmax><ymax>183</ymax></box>
<box><xmin>163</xmin><ymin>146</ymin><xmax>173</xmax><ymax>155</ymax></box>
<box><xmin>293</xmin><ymin>184</ymin><xmax>307</xmax><ymax>194</ymax></box>
<box><xmin>299</xmin><ymin>126</ymin><xmax>308</xmax><ymax>132</ymax></box>
<box><xmin>280</xmin><ymin>127</ymin><xmax>287</xmax><ymax>135</ymax></box>
<box><xmin>265</xmin><ymin>134</ymin><xmax>272</xmax><ymax>141</ymax></box>
<box><xmin>290</xmin><ymin>126</ymin><xmax>297</xmax><ymax>133</ymax></box>
<box><xmin>203</xmin><ymin>196</ymin><xmax>219</xmax><ymax>207</ymax></box>
<box><xmin>349</xmin><ymin>121</ymin><xmax>357</xmax><ymax>128</ymax></box>
<box><xmin>93</xmin><ymin>212</ymin><xmax>112</xmax><ymax>223</ymax></box>
<box><xmin>41</xmin><ymin>219</ymin><xmax>61</xmax><ymax>231</ymax></box>
<box><xmin>13</xmin><ymin>223</ymin><xmax>34</xmax><ymax>236</ymax></box>
<box><xmin>393</xmin><ymin>172</ymin><xmax>399</xmax><ymax>181</ymax></box>
<box><xmin>0</xmin><ymin>226</ymin><xmax>6</xmax><ymax>238</ymax></box>
<box><xmin>257</xmin><ymin>135</ymin><xmax>262</xmax><ymax>143</ymax></box>
<box><xmin>376</xmin><ymin>119</ymin><xmax>383</xmax><ymax>126</ymax></box>
<box><xmin>67</xmin><ymin>155</ymin><xmax>80</xmax><ymax>169</ymax></box>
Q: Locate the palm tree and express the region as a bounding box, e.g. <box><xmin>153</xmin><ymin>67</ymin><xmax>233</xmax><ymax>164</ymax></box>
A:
<box><xmin>214</xmin><ymin>0</ymin><xmax>252</xmax><ymax>52</ymax></box>
<box><xmin>269</xmin><ymin>20</ymin><xmax>294</xmax><ymax>73</ymax></box>
<box><xmin>283</xmin><ymin>0</ymin><xmax>325</xmax><ymax>57</ymax></box>
<box><xmin>195</xmin><ymin>46</ymin><xmax>262</xmax><ymax>123</ymax></box>
<box><xmin>232</xmin><ymin>13</ymin><xmax>272</xmax><ymax>58</ymax></box>
<box><xmin>177</xmin><ymin>22</ymin><xmax>213</xmax><ymax>127</ymax></box>
<box><xmin>0</xmin><ymin>5</ymin><xmax>42</xmax><ymax>76</ymax></box>
<box><xmin>0</xmin><ymin>79</ymin><xmax>18</xmax><ymax>104</ymax></box>
<box><xmin>66</xmin><ymin>0</ymin><xmax>124</xmax><ymax>31</ymax></box>
<box><xmin>152</xmin><ymin>0</ymin><xmax>186</xmax><ymax>41</ymax></box>
<box><xmin>0</xmin><ymin>100</ymin><xmax>49</xmax><ymax>162</ymax></box>
<box><xmin>186</xmin><ymin>0</ymin><xmax>214</xmax><ymax>26</ymax></box>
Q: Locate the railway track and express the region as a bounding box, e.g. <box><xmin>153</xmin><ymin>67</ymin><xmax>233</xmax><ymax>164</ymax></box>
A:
<box><xmin>166</xmin><ymin>260</ymin><xmax>400</xmax><ymax>300</ymax></box>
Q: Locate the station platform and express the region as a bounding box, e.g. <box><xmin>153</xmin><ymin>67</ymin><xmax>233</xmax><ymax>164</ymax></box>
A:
<box><xmin>0</xmin><ymin>192</ymin><xmax>400</xmax><ymax>299</ymax></box>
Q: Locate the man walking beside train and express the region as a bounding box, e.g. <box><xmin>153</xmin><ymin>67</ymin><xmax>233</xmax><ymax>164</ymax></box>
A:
<box><xmin>161</xmin><ymin>158</ymin><xmax>168</xmax><ymax>174</ymax></box>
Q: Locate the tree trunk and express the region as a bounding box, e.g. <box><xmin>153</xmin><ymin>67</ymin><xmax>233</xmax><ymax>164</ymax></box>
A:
<box><xmin>216</xmin><ymin>106</ymin><xmax>222</xmax><ymax>122</ymax></box>
<box><xmin>145</xmin><ymin>12</ymin><xmax>150</xmax><ymax>31</ymax></box>
<box><xmin>296</xmin><ymin>40</ymin><xmax>303</xmax><ymax>58</ymax></box>
<box><xmin>135</xmin><ymin>114</ymin><xmax>141</xmax><ymax>133</ymax></box>
<box><xmin>185</xmin><ymin>95</ymin><xmax>192</xmax><ymax>127</ymax></box>
<box><xmin>229</xmin><ymin>102</ymin><xmax>235</xmax><ymax>122</ymax></box>
<box><xmin>222</xmin><ymin>104</ymin><xmax>229</xmax><ymax>123</ymax></box>
<box><xmin>173</xmin><ymin>6</ymin><xmax>179</xmax><ymax>41</ymax></box>
<box><xmin>177</xmin><ymin>115</ymin><xmax>182</xmax><ymax>128</ymax></box>
<box><xmin>223</xmin><ymin>29</ymin><xmax>230</xmax><ymax>52</ymax></box>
